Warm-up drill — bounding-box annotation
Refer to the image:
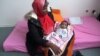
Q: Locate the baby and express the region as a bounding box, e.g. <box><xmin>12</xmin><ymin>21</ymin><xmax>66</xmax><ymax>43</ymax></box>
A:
<box><xmin>45</xmin><ymin>20</ymin><xmax>70</xmax><ymax>43</ymax></box>
<box><xmin>54</xmin><ymin>20</ymin><xmax>69</xmax><ymax>40</ymax></box>
<box><xmin>45</xmin><ymin>20</ymin><xmax>73</xmax><ymax>56</ymax></box>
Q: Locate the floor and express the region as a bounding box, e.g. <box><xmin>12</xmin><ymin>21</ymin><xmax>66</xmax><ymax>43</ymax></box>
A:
<box><xmin>0</xmin><ymin>27</ymin><xmax>100</xmax><ymax>56</ymax></box>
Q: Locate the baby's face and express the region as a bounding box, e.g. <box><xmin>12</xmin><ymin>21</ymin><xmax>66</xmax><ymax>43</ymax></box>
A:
<box><xmin>60</xmin><ymin>21</ymin><xmax>68</xmax><ymax>29</ymax></box>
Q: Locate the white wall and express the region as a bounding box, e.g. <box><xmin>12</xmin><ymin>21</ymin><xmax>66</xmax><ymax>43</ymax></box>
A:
<box><xmin>0</xmin><ymin>0</ymin><xmax>100</xmax><ymax>27</ymax></box>
<box><xmin>0</xmin><ymin>0</ymin><xmax>33</xmax><ymax>27</ymax></box>
<box><xmin>48</xmin><ymin>0</ymin><xmax>100</xmax><ymax>17</ymax></box>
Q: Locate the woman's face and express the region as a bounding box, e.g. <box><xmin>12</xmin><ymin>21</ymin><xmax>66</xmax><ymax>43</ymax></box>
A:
<box><xmin>42</xmin><ymin>1</ymin><xmax>49</xmax><ymax>15</ymax></box>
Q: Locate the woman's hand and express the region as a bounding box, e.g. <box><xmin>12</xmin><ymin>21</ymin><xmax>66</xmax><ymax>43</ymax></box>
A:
<box><xmin>47</xmin><ymin>41</ymin><xmax>62</xmax><ymax>55</ymax></box>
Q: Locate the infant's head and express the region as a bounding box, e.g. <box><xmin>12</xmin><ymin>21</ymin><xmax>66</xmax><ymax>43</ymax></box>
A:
<box><xmin>60</xmin><ymin>20</ymin><xmax>69</xmax><ymax>29</ymax></box>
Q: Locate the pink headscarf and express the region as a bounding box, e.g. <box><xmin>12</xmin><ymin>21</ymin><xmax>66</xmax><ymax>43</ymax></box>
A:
<box><xmin>32</xmin><ymin>0</ymin><xmax>55</xmax><ymax>35</ymax></box>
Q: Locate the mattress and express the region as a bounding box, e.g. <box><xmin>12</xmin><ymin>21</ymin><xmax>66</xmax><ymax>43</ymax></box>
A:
<box><xmin>3</xmin><ymin>19</ymin><xmax>28</xmax><ymax>52</ymax></box>
<box><xmin>3</xmin><ymin>16</ymin><xmax>100</xmax><ymax>52</ymax></box>
<box><xmin>73</xmin><ymin>16</ymin><xmax>100</xmax><ymax>50</ymax></box>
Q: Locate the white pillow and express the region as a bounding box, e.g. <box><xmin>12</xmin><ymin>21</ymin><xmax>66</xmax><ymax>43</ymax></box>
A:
<box><xmin>69</xmin><ymin>17</ymin><xmax>83</xmax><ymax>25</ymax></box>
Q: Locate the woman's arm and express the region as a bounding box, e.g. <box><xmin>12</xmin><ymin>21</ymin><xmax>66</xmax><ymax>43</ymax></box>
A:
<box><xmin>28</xmin><ymin>19</ymin><xmax>49</xmax><ymax>47</ymax></box>
<box><xmin>28</xmin><ymin>19</ymin><xmax>62</xmax><ymax>54</ymax></box>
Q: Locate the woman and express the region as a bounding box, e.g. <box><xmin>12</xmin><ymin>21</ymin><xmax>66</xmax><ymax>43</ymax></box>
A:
<box><xmin>25</xmin><ymin>0</ymin><xmax>62</xmax><ymax>56</ymax></box>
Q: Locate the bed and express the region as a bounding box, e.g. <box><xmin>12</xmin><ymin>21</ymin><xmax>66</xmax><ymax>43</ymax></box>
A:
<box><xmin>73</xmin><ymin>16</ymin><xmax>100</xmax><ymax>50</ymax></box>
<box><xmin>3</xmin><ymin>16</ymin><xmax>100</xmax><ymax>52</ymax></box>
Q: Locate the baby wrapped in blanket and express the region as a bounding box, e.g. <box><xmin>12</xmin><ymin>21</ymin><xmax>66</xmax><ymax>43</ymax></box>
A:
<box><xmin>45</xmin><ymin>20</ymin><xmax>74</xmax><ymax>56</ymax></box>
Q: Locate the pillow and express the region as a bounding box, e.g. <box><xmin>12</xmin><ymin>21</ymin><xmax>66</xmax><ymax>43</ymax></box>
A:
<box><xmin>69</xmin><ymin>17</ymin><xmax>83</xmax><ymax>25</ymax></box>
<box><xmin>52</xmin><ymin>9</ymin><xmax>64</xmax><ymax>23</ymax></box>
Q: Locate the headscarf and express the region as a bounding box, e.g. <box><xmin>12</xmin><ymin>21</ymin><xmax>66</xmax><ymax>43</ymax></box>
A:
<box><xmin>32</xmin><ymin>0</ymin><xmax>55</xmax><ymax>35</ymax></box>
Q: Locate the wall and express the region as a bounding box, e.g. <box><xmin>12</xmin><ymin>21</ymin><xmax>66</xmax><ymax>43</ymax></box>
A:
<box><xmin>0</xmin><ymin>0</ymin><xmax>33</xmax><ymax>27</ymax></box>
<box><xmin>48</xmin><ymin>0</ymin><xmax>100</xmax><ymax>17</ymax></box>
<box><xmin>0</xmin><ymin>0</ymin><xmax>100</xmax><ymax>27</ymax></box>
